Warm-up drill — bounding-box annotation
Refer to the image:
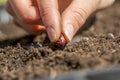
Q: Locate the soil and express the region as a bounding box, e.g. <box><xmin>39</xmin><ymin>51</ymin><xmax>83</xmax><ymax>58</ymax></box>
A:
<box><xmin>0</xmin><ymin>1</ymin><xmax>120</xmax><ymax>80</ymax></box>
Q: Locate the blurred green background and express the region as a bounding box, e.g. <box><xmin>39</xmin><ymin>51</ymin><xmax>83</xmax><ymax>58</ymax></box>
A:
<box><xmin>0</xmin><ymin>0</ymin><xmax>6</xmax><ymax>5</ymax></box>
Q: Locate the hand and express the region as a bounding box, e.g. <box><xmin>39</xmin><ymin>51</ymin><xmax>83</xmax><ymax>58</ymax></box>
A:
<box><xmin>60</xmin><ymin>0</ymin><xmax>115</xmax><ymax>42</ymax></box>
<box><xmin>6</xmin><ymin>0</ymin><xmax>115</xmax><ymax>42</ymax></box>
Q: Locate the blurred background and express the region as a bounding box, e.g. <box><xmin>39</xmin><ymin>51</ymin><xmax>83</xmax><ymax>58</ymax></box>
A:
<box><xmin>0</xmin><ymin>0</ymin><xmax>10</xmax><ymax>25</ymax></box>
<box><xmin>0</xmin><ymin>0</ymin><xmax>28</xmax><ymax>41</ymax></box>
<box><xmin>0</xmin><ymin>0</ymin><xmax>6</xmax><ymax>5</ymax></box>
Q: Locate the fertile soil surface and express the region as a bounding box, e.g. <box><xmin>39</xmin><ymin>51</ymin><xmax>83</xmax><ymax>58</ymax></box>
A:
<box><xmin>0</xmin><ymin>1</ymin><xmax>120</xmax><ymax>80</ymax></box>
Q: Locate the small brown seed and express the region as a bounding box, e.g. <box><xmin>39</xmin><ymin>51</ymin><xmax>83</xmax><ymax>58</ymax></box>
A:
<box><xmin>56</xmin><ymin>34</ymin><xmax>67</xmax><ymax>47</ymax></box>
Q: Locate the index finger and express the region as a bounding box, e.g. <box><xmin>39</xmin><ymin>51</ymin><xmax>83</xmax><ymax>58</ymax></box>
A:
<box><xmin>37</xmin><ymin>0</ymin><xmax>61</xmax><ymax>42</ymax></box>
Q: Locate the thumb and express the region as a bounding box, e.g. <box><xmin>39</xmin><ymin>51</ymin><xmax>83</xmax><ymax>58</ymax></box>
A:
<box><xmin>37</xmin><ymin>0</ymin><xmax>61</xmax><ymax>42</ymax></box>
<box><xmin>62</xmin><ymin>0</ymin><xmax>101</xmax><ymax>42</ymax></box>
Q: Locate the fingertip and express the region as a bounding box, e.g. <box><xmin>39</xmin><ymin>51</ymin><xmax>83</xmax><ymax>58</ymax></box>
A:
<box><xmin>46</xmin><ymin>27</ymin><xmax>59</xmax><ymax>42</ymax></box>
<box><xmin>62</xmin><ymin>23</ymin><xmax>75</xmax><ymax>42</ymax></box>
<box><xmin>23</xmin><ymin>25</ymin><xmax>45</xmax><ymax>35</ymax></box>
<box><xmin>14</xmin><ymin>18</ymin><xmax>46</xmax><ymax>35</ymax></box>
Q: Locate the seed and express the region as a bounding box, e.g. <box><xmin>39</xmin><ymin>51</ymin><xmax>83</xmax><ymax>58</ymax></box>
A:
<box><xmin>56</xmin><ymin>34</ymin><xmax>67</xmax><ymax>47</ymax></box>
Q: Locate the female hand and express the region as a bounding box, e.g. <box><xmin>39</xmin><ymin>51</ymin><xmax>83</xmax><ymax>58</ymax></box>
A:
<box><xmin>6</xmin><ymin>0</ymin><xmax>115</xmax><ymax>42</ymax></box>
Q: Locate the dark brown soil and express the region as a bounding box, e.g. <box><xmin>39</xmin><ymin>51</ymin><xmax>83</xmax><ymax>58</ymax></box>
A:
<box><xmin>0</xmin><ymin>1</ymin><xmax>120</xmax><ymax>80</ymax></box>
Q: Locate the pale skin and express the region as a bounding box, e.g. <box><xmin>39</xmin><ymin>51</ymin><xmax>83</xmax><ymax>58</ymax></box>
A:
<box><xmin>6</xmin><ymin>0</ymin><xmax>115</xmax><ymax>43</ymax></box>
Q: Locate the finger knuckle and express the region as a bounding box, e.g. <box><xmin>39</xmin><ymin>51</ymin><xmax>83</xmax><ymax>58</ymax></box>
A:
<box><xmin>40</xmin><ymin>5</ymin><xmax>53</xmax><ymax>19</ymax></box>
<box><xmin>71</xmin><ymin>7</ymin><xmax>87</xmax><ymax>25</ymax></box>
<box><xmin>20</xmin><ymin>15</ymin><xmax>35</xmax><ymax>24</ymax></box>
<box><xmin>40</xmin><ymin>6</ymin><xmax>56</xmax><ymax>27</ymax></box>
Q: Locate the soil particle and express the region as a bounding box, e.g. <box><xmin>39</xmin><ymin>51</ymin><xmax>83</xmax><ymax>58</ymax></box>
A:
<box><xmin>0</xmin><ymin>1</ymin><xmax>119</xmax><ymax>80</ymax></box>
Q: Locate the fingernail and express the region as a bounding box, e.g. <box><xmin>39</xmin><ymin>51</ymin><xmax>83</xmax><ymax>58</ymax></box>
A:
<box><xmin>64</xmin><ymin>24</ymin><xmax>74</xmax><ymax>42</ymax></box>
<box><xmin>47</xmin><ymin>27</ymin><xmax>58</xmax><ymax>42</ymax></box>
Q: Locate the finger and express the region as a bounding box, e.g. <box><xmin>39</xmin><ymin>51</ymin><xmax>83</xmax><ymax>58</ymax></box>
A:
<box><xmin>37</xmin><ymin>0</ymin><xmax>61</xmax><ymax>42</ymax></box>
<box><xmin>6</xmin><ymin>0</ymin><xmax>45</xmax><ymax>35</ymax></box>
<box><xmin>14</xmin><ymin>18</ymin><xmax>46</xmax><ymax>35</ymax></box>
<box><xmin>62</xmin><ymin>0</ymin><xmax>101</xmax><ymax>42</ymax></box>
<box><xmin>9</xmin><ymin>0</ymin><xmax>41</xmax><ymax>24</ymax></box>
